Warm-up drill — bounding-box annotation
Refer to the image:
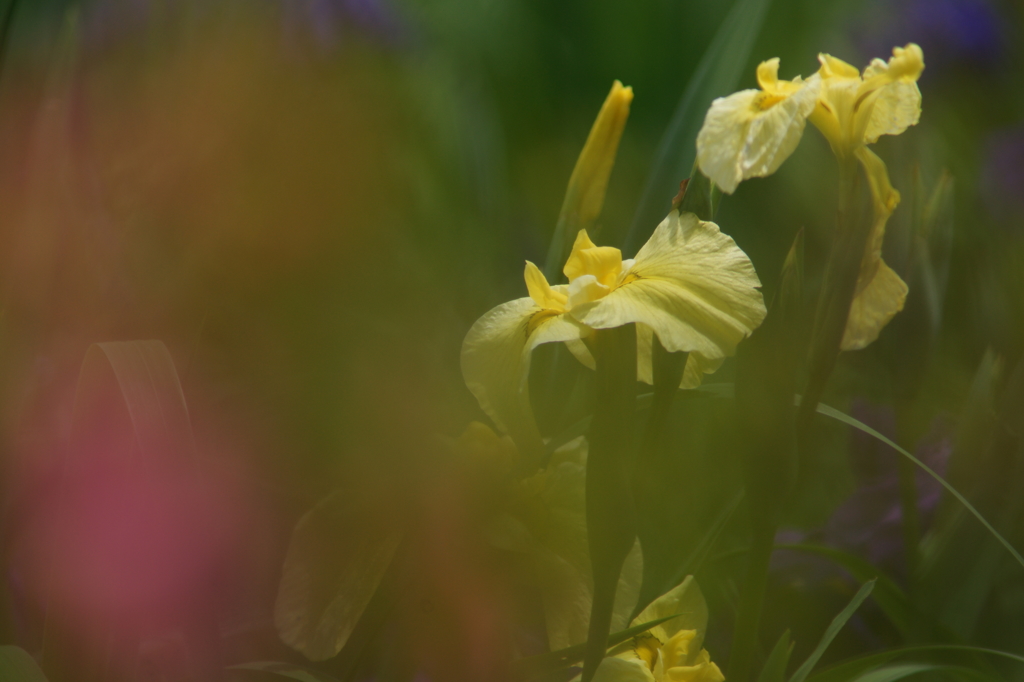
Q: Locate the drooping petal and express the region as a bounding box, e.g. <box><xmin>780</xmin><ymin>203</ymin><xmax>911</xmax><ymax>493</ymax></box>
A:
<box><xmin>461</xmin><ymin>297</ymin><xmax>586</xmax><ymax>451</ymax></box>
<box><xmin>842</xmin><ymin>259</ymin><xmax>907</xmax><ymax>350</ymax></box>
<box><xmin>573</xmin><ymin>212</ymin><xmax>766</xmax><ymax>360</ymax></box>
<box><xmin>682</xmin><ymin>353</ymin><xmax>725</xmax><ymax>389</ymax></box>
<box><xmin>636</xmin><ymin>324</ymin><xmax>724</xmax><ymax>389</ymax></box>
<box><xmin>630</xmin><ymin>575</ymin><xmax>708</xmax><ymax>649</ymax></box>
<box><xmin>566</xmin><ymin>337</ymin><xmax>596</xmax><ymax>370</ymax></box>
<box><xmin>861</xmin><ymin>44</ymin><xmax>924</xmax><ymax>144</ymax></box>
<box><xmin>696</xmin><ymin>69</ymin><xmax>820</xmax><ymax>194</ymax></box>
<box><xmin>841</xmin><ymin>147</ymin><xmax>908</xmax><ymax>350</ymax></box>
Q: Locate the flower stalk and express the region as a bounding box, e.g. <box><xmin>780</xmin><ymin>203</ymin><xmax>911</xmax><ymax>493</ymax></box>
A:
<box><xmin>581</xmin><ymin>323</ymin><xmax>640</xmax><ymax>682</ymax></box>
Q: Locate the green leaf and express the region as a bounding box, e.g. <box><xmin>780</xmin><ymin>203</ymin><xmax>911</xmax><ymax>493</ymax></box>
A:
<box><xmin>512</xmin><ymin>612</ymin><xmax>680</xmax><ymax>679</ymax></box>
<box><xmin>807</xmin><ymin>645</ymin><xmax>1024</xmax><ymax>682</ymax></box>
<box><xmin>633</xmin><ymin>489</ymin><xmax>743</xmax><ymax>621</ymax></box>
<box><xmin>777</xmin><ymin>544</ymin><xmax>914</xmax><ymax>638</ymax></box>
<box><xmin>624</xmin><ymin>0</ymin><xmax>773</xmax><ymax>252</ymax></box>
<box><xmin>788</xmin><ymin>580</ymin><xmax>875</xmax><ymax>682</ymax></box>
<box><xmin>229</xmin><ymin>661</ymin><xmax>342</xmax><ymax>682</ymax></box>
<box><xmin>755</xmin><ymin>630</ymin><xmax>794</xmax><ymax>682</ymax></box>
<box><xmin>811</xmin><ymin>401</ymin><xmax>1024</xmax><ymax>572</ymax></box>
<box><xmin>0</xmin><ymin>647</ymin><xmax>49</xmax><ymax>682</ymax></box>
<box><xmin>275</xmin><ymin>490</ymin><xmax>402</xmax><ymax>661</ymax></box>
<box><xmin>582</xmin><ymin>324</ymin><xmax>640</xmax><ymax>682</ymax></box>
<box><xmin>850</xmin><ymin>664</ymin><xmax>938</xmax><ymax>682</ymax></box>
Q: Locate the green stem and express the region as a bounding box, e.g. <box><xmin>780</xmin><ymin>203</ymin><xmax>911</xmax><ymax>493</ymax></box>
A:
<box><xmin>728</xmin><ymin>515</ymin><xmax>776</xmax><ymax>682</ymax></box>
<box><xmin>581</xmin><ymin>325</ymin><xmax>638</xmax><ymax>682</ymax></box>
<box><xmin>798</xmin><ymin>156</ymin><xmax>869</xmax><ymax>449</ymax></box>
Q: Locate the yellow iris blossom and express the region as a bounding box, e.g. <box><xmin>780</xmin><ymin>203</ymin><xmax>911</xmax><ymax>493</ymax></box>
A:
<box><xmin>696</xmin><ymin>44</ymin><xmax>923</xmax><ymax>351</ymax></box>
<box><xmin>696</xmin><ymin>43</ymin><xmax>924</xmax><ymax>191</ymax></box>
<box><xmin>586</xmin><ymin>576</ymin><xmax>724</xmax><ymax>682</ymax></box>
<box><xmin>461</xmin><ymin>212</ymin><xmax>766</xmax><ymax>449</ymax></box>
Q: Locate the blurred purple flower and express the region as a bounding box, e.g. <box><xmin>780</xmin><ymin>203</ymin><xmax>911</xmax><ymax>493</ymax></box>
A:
<box><xmin>279</xmin><ymin>0</ymin><xmax>408</xmax><ymax>51</ymax></box>
<box><xmin>778</xmin><ymin>402</ymin><xmax>952</xmax><ymax>581</ymax></box>
<box><xmin>855</xmin><ymin>0</ymin><xmax>1004</xmax><ymax>79</ymax></box>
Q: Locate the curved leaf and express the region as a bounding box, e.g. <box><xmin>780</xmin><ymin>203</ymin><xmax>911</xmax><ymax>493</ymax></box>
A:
<box><xmin>0</xmin><ymin>647</ymin><xmax>48</xmax><ymax>682</ymax></box>
<box><xmin>275</xmin><ymin>490</ymin><xmax>402</xmax><ymax>661</ymax></box>
<box><xmin>788</xmin><ymin>580</ymin><xmax>875</xmax><ymax>682</ymax></box>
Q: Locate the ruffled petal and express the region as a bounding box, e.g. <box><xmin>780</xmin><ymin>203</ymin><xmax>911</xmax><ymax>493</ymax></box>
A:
<box><xmin>461</xmin><ymin>297</ymin><xmax>587</xmax><ymax>449</ymax></box>
<box><xmin>630</xmin><ymin>575</ymin><xmax>708</xmax><ymax>649</ymax></box>
<box><xmin>636</xmin><ymin>324</ymin><xmax>724</xmax><ymax>389</ymax></box>
<box><xmin>573</xmin><ymin>212</ymin><xmax>766</xmax><ymax>360</ymax></box>
<box><xmin>697</xmin><ymin>74</ymin><xmax>820</xmax><ymax>194</ymax></box>
<box><xmin>862</xmin><ymin>78</ymin><xmax>922</xmax><ymax>144</ymax></box>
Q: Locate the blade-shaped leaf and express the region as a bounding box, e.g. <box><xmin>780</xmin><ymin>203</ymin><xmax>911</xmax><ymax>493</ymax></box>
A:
<box><xmin>70</xmin><ymin>340</ymin><xmax>198</xmax><ymax>465</ymax></box>
<box><xmin>808</xmin><ymin>645</ymin><xmax>1024</xmax><ymax>682</ymax></box>
<box><xmin>512</xmin><ymin>612</ymin><xmax>679</xmax><ymax>679</ymax></box>
<box><xmin>755</xmin><ymin>631</ymin><xmax>794</xmax><ymax>682</ymax></box>
<box><xmin>788</xmin><ymin>580</ymin><xmax>875</xmax><ymax>682</ymax></box>
<box><xmin>777</xmin><ymin>544</ymin><xmax>914</xmax><ymax>638</ymax></box>
<box><xmin>0</xmin><ymin>647</ymin><xmax>49</xmax><ymax>682</ymax></box>
<box><xmin>852</xmin><ymin>664</ymin><xmax>939</xmax><ymax>682</ymax></box>
<box><xmin>811</xmin><ymin>401</ymin><xmax>1024</xmax><ymax>571</ymax></box>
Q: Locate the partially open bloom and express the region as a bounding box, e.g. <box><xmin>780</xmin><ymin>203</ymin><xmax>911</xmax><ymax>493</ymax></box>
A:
<box><xmin>697</xmin><ymin>43</ymin><xmax>924</xmax><ymax>192</ymax></box>
<box><xmin>589</xmin><ymin>576</ymin><xmax>724</xmax><ymax>682</ymax></box>
<box><xmin>461</xmin><ymin>212</ymin><xmax>766</xmax><ymax>448</ymax></box>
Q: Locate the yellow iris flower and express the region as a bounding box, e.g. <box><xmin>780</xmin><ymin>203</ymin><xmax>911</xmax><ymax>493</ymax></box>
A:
<box><xmin>461</xmin><ymin>212</ymin><xmax>766</xmax><ymax>450</ymax></box>
<box><xmin>586</xmin><ymin>576</ymin><xmax>724</xmax><ymax>682</ymax></box>
<box><xmin>696</xmin><ymin>43</ymin><xmax>924</xmax><ymax>192</ymax></box>
<box><xmin>696</xmin><ymin>44</ymin><xmax>923</xmax><ymax>350</ymax></box>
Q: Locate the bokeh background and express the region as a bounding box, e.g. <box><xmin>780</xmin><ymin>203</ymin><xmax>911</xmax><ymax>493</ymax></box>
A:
<box><xmin>0</xmin><ymin>0</ymin><xmax>1022</xmax><ymax>680</ymax></box>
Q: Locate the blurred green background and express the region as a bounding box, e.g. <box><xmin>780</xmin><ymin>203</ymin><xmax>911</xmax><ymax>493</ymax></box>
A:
<box><xmin>0</xmin><ymin>0</ymin><xmax>1022</xmax><ymax>678</ymax></box>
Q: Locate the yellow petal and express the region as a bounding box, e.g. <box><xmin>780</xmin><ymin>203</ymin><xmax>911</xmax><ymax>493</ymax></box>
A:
<box><xmin>636</xmin><ymin>324</ymin><xmax>724</xmax><ymax>388</ymax></box>
<box><xmin>572</xmin><ymin>212</ymin><xmax>766</xmax><ymax>360</ymax></box>
<box><xmin>630</xmin><ymin>575</ymin><xmax>709</xmax><ymax>649</ymax></box>
<box><xmin>590</xmin><ymin>656</ymin><xmax>657</xmax><ymax>682</ymax></box>
<box><xmin>841</xmin><ymin>147</ymin><xmax>908</xmax><ymax>350</ymax></box>
<box><xmin>564</xmin><ymin>229</ymin><xmax>625</xmax><ymax>286</ymax></box>
<box><xmin>697</xmin><ymin>69</ymin><xmax>820</xmax><ymax>194</ymax></box>
<box><xmin>661</xmin><ymin>659</ymin><xmax>725</xmax><ymax>682</ymax></box>
<box><xmin>559</xmin><ymin>80</ymin><xmax>633</xmax><ymax>234</ymax></box>
<box><xmin>461</xmin><ymin>297</ymin><xmax>587</xmax><ymax>451</ymax></box>
<box><xmin>526</xmin><ymin>260</ymin><xmax>568</xmax><ymax>310</ymax></box>
<box><xmin>861</xmin><ymin>44</ymin><xmax>924</xmax><ymax>144</ymax></box>
<box><xmin>817</xmin><ymin>52</ymin><xmax>861</xmax><ymax>79</ymax></box>
<box><xmin>841</xmin><ymin>259</ymin><xmax>908</xmax><ymax>350</ymax></box>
